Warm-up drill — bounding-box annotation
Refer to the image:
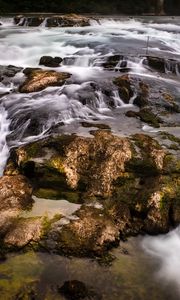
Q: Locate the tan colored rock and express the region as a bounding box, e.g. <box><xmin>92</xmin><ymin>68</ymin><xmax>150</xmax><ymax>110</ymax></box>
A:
<box><xmin>4</xmin><ymin>218</ymin><xmax>43</xmax><ymax>247</ymax></box>
<box><xmin>0</xmin><ymin>175</ymin><xmax>33</xmax><ymax>211</ymax></box>
<box><xmin>62</xmin><ymin>131</ymin><xmax>132</xmax><ymax>196</ymax></box>
<box><xmin>19</xmin><ymin>70</ymin><xmax>71</xmax><ymax>93</ymax></box>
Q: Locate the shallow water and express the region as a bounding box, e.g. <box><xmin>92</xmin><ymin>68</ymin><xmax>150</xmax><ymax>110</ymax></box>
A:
<box><xmin>0</xmin><ymin>236</ymin><xmax>179</xmax><ymax>300</ymax></box>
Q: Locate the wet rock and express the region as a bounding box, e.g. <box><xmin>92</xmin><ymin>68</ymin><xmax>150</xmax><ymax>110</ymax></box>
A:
<box><xmin>103</xmin><ymin>55</ymin><xmax>124</xmax><ymax>69</ymax></box>
<box><xmin>125</xmin><ymin>110</ymin><xmax>137</xmax><ymax>118</ymax></box>
<box><xmin>0</xmin><ymin>65</ymin><xmax>22</xmax><ymax>79</ymax></box>
<box><xmin>113</xmin><ymin>75</ymin><xmax>134</xmax><ymax>103</ymax></box>
<box><xmin>3</xmin><ymin>131</ymin><xmax>178</xmax><ymax>255</ymax></box>
<box><xmin>48</xmin><ymin>205</ymin><xmax>121</xmax><ymax>256</ymax></box>
<box><xmin>19</xmin><ymin>69</ymin><xmax>71</xmax><ymax>93</ymax></box>
<box><xmin>39</xmin><ymin>56</ymin><xmax>63</xmax><ymax>68</ymax></box>
<box><xmin>4</xmin><ymin>217</ymin><xmax>43</xmax><ymax>248</ymax></box>
<box><xmin>146</xmin><ymin>56</ymin><xmax>180</xmax><ymax>76</ymax></box>
<box><xmin>46</xmin><ymin>14</ymin><xmax>90</xmax><ymax>27</ymax></box>
<box><xmin>15</xmin><ymin>14</ymin><xmax>90</xmax><ymax>27</ymax></box>
<box><xmin>133</xmin><ymin>81</ymin><xmax>149</xmax><ymax>107</ymax></box>
<box><xmin>114</xmin><ymin>75</ymin><xmax>180</xmax><ymax>126</ymax></box>
<box><xmin>0</xmin><ymin>175</ymin><xmax>33</xmax><ymax>212</ymax></box>
<box><xmin>23</xmin><ymin>67</ymin><xmax>41</xmax><ymax>76</ymax></box>
<box><xmin>137</xmin><ymin>108</ymin><xmax>162</xmax><ymax>128</ymax></box>
<box><xmin>14</xmin><ymin>15</ymin><xmax>45</xmax><ymax>26</ymax></box>
<box><xmin>126</xmin><ymin>108</ymin><xmax>162</xmax><ymax>128</ymax></box>
<box><xmin>0</xmin><ymin>175</ymin><xmax>33</xmax><ymax>237</ymax></box>
<box><xmin>161</xmin><ymin>93</ymin><xmax>180</xmax><ymax>113</ymax></box>
<box><xmin>81</xmin><ymin>122</ymin><xmax>111</xmax><ymax>130</ymax></box>
<box><xmin>14</xmin><ymin>131</ymin><xmax>176</xmax><ymax>197</ymax></box>
<box><xmin>146</xmin><ymin>56</ymin><xmax>165</xmax><ymax>73</ymax></box>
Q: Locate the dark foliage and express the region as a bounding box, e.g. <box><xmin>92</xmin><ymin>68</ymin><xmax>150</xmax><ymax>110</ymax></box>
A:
<box><xmin>0</xmin><ymin>0</ymin><xmax>179</xmax><ymax>15</ymax></box>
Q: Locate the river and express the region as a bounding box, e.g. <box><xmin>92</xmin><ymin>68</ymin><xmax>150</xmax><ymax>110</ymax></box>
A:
<box><xmin>0</xmin><ymin>15</ymin><xmax>180</xmax><ymax>299</ymax></box>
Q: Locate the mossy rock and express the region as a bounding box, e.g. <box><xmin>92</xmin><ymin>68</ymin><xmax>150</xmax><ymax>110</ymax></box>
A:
<box><xmin>159</xmin><ymin>132</ymin><xmax>180</xmax><ymax>145</ymax></box>
<box><xmin>126</xmin><ymin>134</ymin><xmax>164</xmax><ymax>176</ymax></box>
<box><xmin>137</xmin><ymin>108</ymin><xmax>162</xmax><ymax>128</ymax></box>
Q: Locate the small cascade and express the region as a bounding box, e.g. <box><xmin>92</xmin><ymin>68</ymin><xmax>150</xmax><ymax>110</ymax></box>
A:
<box><xmin>0</xmin><ymin>17</ymin><xmax>14</xmax><ymax>27</ymax></box>
<box><xmin>0</xmin><ymin>105</ymin><xmax>10</xmax><ymax>176</ymax></box>
<box><xmin>95</xmin><ymin>90</ymin><xmax>109</xmax><ymax>111</ymax></box>
<box><xmin>165</xmin><ymin>59</ymin><xmax>180</xmax><ymax>77</ymax></box>
<box><xmin>112</xmin><ymin>90</ymin><xmax>134</xmax><ymax>108</ymax></box>
<box><xmin>39</xmin><ymin>18</ymin><xmax>47</xmax><ymax>28</ymax></box>
<box><xmin>112</xmin><ymin>90</ymin><xmax>125</xmax><ymax>107</ymax></box>
<box><xmin>73</xmin><ymin>56</ymin><xmax>92</xmax><ymax>67</ymax></box>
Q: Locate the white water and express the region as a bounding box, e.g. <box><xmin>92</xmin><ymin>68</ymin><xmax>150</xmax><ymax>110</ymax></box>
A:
<box><xmin>142</xmin><ymin>226</ymin><xmax>180</xmax><ymax>293</ymax></box>
<box><xmin>0</xmin><ymin>105</ymin><xmax>10</xmax><ymax>176</ymax></box>
<box><xmin>0</xmin><ymin>16</ymin><xmax>180</xmax><ymax>171</ymax></box>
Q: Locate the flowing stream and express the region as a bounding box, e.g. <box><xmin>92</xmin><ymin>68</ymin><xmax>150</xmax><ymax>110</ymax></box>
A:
<box><xmin>0</xmin><ymin>15</ymin><xmax>180</xmax><ymax>299</ymax></box>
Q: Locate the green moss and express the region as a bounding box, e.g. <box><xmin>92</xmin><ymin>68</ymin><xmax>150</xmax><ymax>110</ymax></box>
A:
<box><xmin>126</xmin><ymin>134</ymin><xmax>162</xmax><ymax>176</ymax></box>
<box><xmin>132</xmin><ymin>134</ymin><xmax>162</xmax><ymax>150</ymax></box>
<box><xmin>137</xmin><ymin>108</ymin><xmax>161</xmax><ymax>128</ymax></box>
<box><xmin>163</xmin><ymin>154</ymin><xmax>180</xmax><ymax>173</ymax></box>
<box><xmin>48</xmin><ymin>155</ymin><xmax>65</xmax><ymax>173</ymax></box>
<box><xmin>0</xmin><ymin>252</ymin><xmax>43</xmax><ymax>300</ymax></box>
<box><xmin>25</xmin><ymin>142</ymin><xmax>43</xmax><ymax>159</ymax></box>
<box><xmin>126</xmin><ymin>158</ymin><xmax>160</xmax><ymax>176</ymax></box>
<box><xmin>34</xmin><ymin>187</ymin><xmax>81</xmax><ymax>203</ymax></box>
<box><xmin>159</xmin><ymin>132</ymin><xmax>180</xmax><ymax>145</ymax></box>
<box><xmin>41</xmin><ymin>214</ymin><xmax>62</xmax><ymax>237</ymax></box>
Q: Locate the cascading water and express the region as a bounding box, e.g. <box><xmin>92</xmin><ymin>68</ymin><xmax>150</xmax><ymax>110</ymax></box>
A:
<box><xmin>0</xmin><ymin>16</ymin><xmax>180</xmax><ymax>168</ymax></box>
<box><xmin>0</xmin><ymin>105</ymin><xmax>10</xmax><ymax>176</ymax></box>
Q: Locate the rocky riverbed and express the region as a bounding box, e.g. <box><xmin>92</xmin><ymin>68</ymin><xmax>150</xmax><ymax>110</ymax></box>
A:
<box><xmin>0</xmin><ymin>14</ymin><xmax>179</xmax><ymax>299</ymax></box>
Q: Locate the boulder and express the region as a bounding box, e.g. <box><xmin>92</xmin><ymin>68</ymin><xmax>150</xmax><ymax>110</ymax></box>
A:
<box><xmin>39</xmin><ymin>56</ymin><xmax>63</xmax><ymax>68</ymax></box>
<box><xmin>0</xmin><ymin>65</ymin><xmax>22</xmax><ymax>78</ymax></box>
<box><xmin>19</xmin><ymin>69</ymin><xmax>71</xmax><ymax>93</ymax></box>
<box><xmin>1</xmin><ymin>131</ymin><xmax>179</xmax><ymax>256</ymax></box>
